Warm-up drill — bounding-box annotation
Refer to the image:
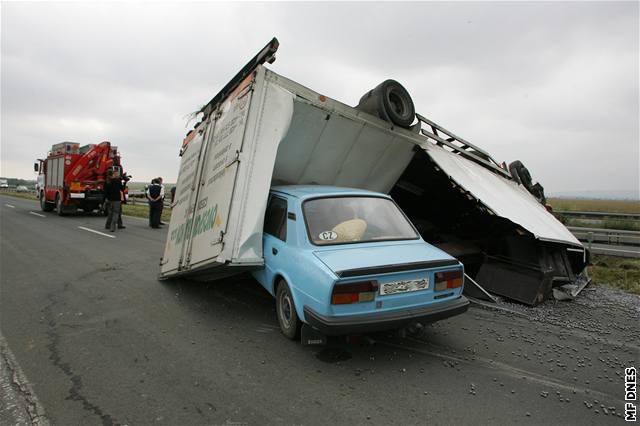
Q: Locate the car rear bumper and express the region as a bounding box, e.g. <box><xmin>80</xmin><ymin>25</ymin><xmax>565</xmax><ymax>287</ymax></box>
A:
<box><xmin>303</xmin><ymin>296</ymin><xmax>469</xmax><ymax>336</ymax></box>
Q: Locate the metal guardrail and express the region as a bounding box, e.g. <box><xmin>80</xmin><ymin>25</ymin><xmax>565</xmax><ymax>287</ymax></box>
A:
<box><xmin>568</xmin><ymin>226</ymin><xmax>640</xmax><ymax>248</ymax></box>
<box><xmin>127</xmin><ymin>191</ymin><xmax>172</xmax><ymax>208</ymax></box>
<box><xmin>557</xmin><ymin>210</ymin><xmax>640</xmax><ymax>221</ymax></box>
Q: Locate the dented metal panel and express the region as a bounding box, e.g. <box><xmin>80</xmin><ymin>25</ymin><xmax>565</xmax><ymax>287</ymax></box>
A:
<box><xmin>423</xmin><ymin>143</ymin><xmax>582</xmax><ymax>247</ymax></box>
<box><xmin>272</xmin><ymin>96</ymin><xmax>416</xmax><ymax>194</ymax></box>
<box><xmin>160</xmin><ymin>67</ymin><xmax>294</xmax><ymax>279</ymax></box>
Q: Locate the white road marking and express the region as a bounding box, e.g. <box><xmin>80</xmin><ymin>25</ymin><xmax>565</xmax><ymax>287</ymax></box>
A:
<box><xmin>4</xmin><ymin>204</ymin><xmax>15</xmax><ymax>208</ymax></box>
<box><xmin>78</xmin><ymin>226</ymin><xmax>116</xmax><ymax>239</ymax></box>
<box><xmin>29</xmin><ymin>211</ymin><xmax>46</xmax><ymax>217</ymax></box>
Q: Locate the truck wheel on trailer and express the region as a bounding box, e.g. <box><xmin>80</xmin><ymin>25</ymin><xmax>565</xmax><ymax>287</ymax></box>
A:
<box><xmin>275</xmin><ymin>279</ymin><xmax>301</xmax><ymax>340</ymax></box>
<box><xmin>356</xmin><ymin>80</ymin><xmax>416</xmax><ymax>128</ymax></box>
<box><xmin>55</xmin><ymin>193</ymin><xmax>65</xmax><ymax>216</ymax></box>
<box><xmin>40</xmin><ymin>192</ymin><xmax>54</xmax><ymax>212</ymax></box>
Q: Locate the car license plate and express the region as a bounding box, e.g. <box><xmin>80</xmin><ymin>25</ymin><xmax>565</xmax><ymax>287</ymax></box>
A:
<box><xmin>379</xmin><ymin>278</ymin><xmax>429</xmax><ymax>295</ymax></box>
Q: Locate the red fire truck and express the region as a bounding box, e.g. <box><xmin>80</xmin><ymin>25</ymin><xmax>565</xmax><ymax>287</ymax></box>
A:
<box><xmin>35</xmin><ymin>141</ymin><xmax>125</xmax><ymax>215</ymax></box>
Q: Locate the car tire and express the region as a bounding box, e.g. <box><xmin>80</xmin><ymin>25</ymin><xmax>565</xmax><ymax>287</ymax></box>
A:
<box><xmin>55</xmin><ymin>193</ymin><xmax>64</xmax><ymax>216</ymax></box>
<box><xmin>40</xmin><ymin>192</ymin><xmax>54</xmax><ymax>212</ymax></box>
<box><xmin>275</xmin><ymin>280</ymin><xmax>301</xmax><ymax>340</ymax></box>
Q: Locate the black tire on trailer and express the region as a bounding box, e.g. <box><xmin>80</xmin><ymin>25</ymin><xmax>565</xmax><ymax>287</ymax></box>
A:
<box><xmin>356</xmin><ymin>80</ymin><xmax>415</xmax><ymax>128</ymax></box>
<box><xmin>40</xmin><ymin>192</ymin><xmax>54</xmax><ymax>212</ymax></box>
<box><xmin>275</xmin><ymin>279</ymin><xmax>301</xmax><ymax>340</ymax></box>
<box><xmin>55</xmin><ymin>193</ymin><xmax>65</xmax><ymax>216</ymax></box>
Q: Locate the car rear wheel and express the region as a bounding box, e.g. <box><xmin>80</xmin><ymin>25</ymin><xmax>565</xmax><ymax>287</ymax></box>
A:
<box><xmin>276</xmin><ymin>280</ymin><xmax>301</xmax><ymax>340</ymax></box>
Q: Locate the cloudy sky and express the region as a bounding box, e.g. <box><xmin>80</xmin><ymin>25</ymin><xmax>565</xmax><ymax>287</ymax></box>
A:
<box><xmin>1</xmin><ymin>1</ymin><xmax>638</xmax><ymax>197</ymax></box>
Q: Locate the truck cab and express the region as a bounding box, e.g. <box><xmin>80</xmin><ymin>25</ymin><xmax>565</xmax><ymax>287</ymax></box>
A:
<box><xmin>251</xmin><ymin>185</ymin><xmax>469</xmax><ymax>340</ymax></box>
<box><xmin>36</xmin><ymin>141</ymin><xmax>123</xmax><ymax>215</ymax></box>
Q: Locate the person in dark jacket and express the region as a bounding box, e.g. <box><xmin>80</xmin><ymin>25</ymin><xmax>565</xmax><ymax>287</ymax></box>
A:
<box><xmin>105</xmin><ymin>168</ymin><xmax>128</xmax><ymax>230</ymax></box>
<box><xmin>104</xmin><ymin>170</ymin><xmax>124</xmax><ymax>232</ymax></box>
<box><xmin>147</xmin><ymin>178</ymin><xmax>163</xmax><ymax>228</ymax></box>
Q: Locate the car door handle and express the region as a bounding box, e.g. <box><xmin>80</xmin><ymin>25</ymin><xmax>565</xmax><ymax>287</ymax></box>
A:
<box><xmin>272</xmin><ymin>247</ymin><xmax>278</xmax><ymax>255</ymax></box>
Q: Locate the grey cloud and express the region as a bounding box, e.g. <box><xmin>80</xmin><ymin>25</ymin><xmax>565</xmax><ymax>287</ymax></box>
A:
<box><xmin>1</xmin><ymin>1</ymin><xmax>637</xmax><ymax>195</ymax></box>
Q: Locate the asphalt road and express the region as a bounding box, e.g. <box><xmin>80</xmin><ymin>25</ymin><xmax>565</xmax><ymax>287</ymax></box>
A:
<box><xmin>1</xmin><ymin>194</ymin><xmax>638</xmax><ymax>425</ymax></box>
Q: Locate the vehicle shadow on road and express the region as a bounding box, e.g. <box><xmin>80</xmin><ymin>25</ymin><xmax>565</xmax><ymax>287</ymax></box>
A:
<box><xmin>156</xmin><ymin>273</ymin><xmax>457</xmax><ymax>368</ymax></box>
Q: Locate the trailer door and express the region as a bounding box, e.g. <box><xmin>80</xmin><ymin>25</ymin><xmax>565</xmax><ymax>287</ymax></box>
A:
<box><xmin>160</xmin><ymin>69</ymin><xmax>295</xmax><ymax>278</ymax></box>
<box><xmin>183</xmin><ymin>77</ymin><xmax>256</xmax><ymax>270</ymax></box>
<box><xmin>160</xmin><ymin>128</ymin><xmax>208</xmax><ymax>275</ymax></box>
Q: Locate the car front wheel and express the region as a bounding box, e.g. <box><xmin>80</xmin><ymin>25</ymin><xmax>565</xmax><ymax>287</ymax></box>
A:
<box><xmin>276</xmin><ymin>280</ymin><xmax>301</xmax><ymax>340</ymax></box>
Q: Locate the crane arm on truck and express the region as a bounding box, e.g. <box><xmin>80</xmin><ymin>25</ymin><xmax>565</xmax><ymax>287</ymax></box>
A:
<box><xmin>64</xmin><ymin>141</ymin><xmax>114</xmax><ymax>186</ymax></box>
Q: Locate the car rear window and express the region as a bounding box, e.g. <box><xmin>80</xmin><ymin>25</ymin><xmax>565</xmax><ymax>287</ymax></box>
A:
<box><xmin>303</xmin><ymin>196</ymin><xmax>418</xmax><ymax>245</ymax></box>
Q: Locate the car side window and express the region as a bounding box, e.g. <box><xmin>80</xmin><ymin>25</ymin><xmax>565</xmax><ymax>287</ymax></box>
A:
<box><xmin>264</xmin><ymin>196</ymin><xmax>287</xmax><ymax>242</ymax></box>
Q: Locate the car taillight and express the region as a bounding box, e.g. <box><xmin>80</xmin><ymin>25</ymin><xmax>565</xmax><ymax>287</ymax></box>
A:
<box><xmin>331</xmin><ymin>281</ymin><xmax>378</xmax><ymax>304</ymax></box>
<box><xmin>434</xmin><ymin>270</ymin><xmax>463</xmax><ymax>291</ymax></box>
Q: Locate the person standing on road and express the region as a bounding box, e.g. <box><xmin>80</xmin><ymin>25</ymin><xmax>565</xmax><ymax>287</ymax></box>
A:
<box><xmin>157</xmin><ymin>177</ymin><xmax>166</xmax><ymax>225</ymax></box>
<box><xmin>146</xmin><ymin>178</ymin><xmax>163</xmax><ymax>228</ymax></box>
<box><xmin>105</xmin><ymin>167</ymin><xmax>128</xmax><ymax>230</ymax></box>
<box><xmin>104</xmin><ymin>170</ymin><xmax>124</xmax><ymax>233</ymax></box>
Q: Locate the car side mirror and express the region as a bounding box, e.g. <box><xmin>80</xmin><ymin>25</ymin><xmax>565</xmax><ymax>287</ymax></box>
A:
<box><xmin>34</xmin><ymin>162</ymin><xmax>39</xmax><ymax>172</ymax></box>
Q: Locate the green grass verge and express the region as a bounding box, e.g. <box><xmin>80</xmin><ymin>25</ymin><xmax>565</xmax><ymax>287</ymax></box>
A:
<box><xmin>122</xmin><ymin>203</ymin><xmax>172</xmax><ymax>222</ymax></box>
<box><xmin>548</xmin><ymin>198</ymin><xmax>640</xmax><ymax>214</ymax></box>
<box><xmin>0</xmin><ymin>191</ymin><xmax>38</xmax><ymax>201</ymax></box>
<box><xmin>589</xmin><ymin>255</ymin><xmax>640</xmax><ymax>295</ymax></box>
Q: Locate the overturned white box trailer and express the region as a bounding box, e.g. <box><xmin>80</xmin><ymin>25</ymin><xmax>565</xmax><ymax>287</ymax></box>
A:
<box><xmin>160</xmin><ymin>39</ymin><xmax>588</xmax><ymax>306</ymax></box>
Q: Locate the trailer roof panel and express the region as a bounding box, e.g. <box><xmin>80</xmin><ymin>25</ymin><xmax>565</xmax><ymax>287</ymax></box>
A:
<box><xmin>423</xmin><ymin>143</ymin><xmax>582</xmax><ymax>247</ymax></box>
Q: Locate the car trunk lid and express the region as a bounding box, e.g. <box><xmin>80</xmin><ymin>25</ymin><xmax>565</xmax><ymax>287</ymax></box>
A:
<box><xmin>313</xmin><ymin>241</ymin><xmax>458</xmax><ymax>277</ymax></box>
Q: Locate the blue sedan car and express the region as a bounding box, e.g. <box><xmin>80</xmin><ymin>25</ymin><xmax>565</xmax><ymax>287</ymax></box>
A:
<box><xmin>251</xmin><ymin>185</ymin><xmax>469</xmax><ymax>340</ymax></box>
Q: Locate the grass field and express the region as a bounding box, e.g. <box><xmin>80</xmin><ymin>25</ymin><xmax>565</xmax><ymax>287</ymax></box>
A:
<box><xmin>122</xmin><ymin>203</ymin><xmax>172</xmax><ymax>223</ymax></box>
<box><xmin>589</xmin><ymin>255</ymin><xmax>640</xmax><ymax>295</ymax></box>
<box><xmin>548</xmin><ymin>198</ymin><xmax>640</xmax><ymax>213</ymax></box>
<box><xmin>0</xmin><ymin>191</ymin><xmax>38</xmax><ymax>201</ymax></box>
